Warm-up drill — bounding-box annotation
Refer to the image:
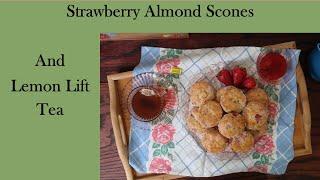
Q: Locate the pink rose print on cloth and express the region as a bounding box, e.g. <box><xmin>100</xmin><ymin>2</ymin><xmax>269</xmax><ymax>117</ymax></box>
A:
<box><xmin>255</xmin><ymin>135</ymin><xmax>275</xmax><ymax>155</ymax></box>
<box><xmin>155</xmin><ymin>58</ymin><xmax>180</xmax><ymax>74</ymax></box>
<box><xmin>268</xmin><ymin>102</ymin><xmax>278</xmax><ymax>120</ymax></box>
<box><xmin>152</xmin><ymin>124</ymin><xmax>176</xmax><ymax>144</ymax></box>
<box><xmin>149</xmin><ymin>157</ymin><xmax>172</xmax><ymax>173</ymax></box>
<box><xmin>248</xmin><ymin>165</ymin><xmax>268</xmax><ymax>173</ymax></box>
<box><xmin>163</xmin><ymin>89</ymin><xmax>177</xmax><ymax>110</ymax></box>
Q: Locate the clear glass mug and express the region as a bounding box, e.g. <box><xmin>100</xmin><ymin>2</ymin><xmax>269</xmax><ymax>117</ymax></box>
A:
<box><xmin>127</xmin><ymin>85</ymin><xmax>166</xmax><ymax>122</ymax></box>
<box><xmin>256</xmin><ymin>48</ymin><xmax>294</xmax><ymax>85</ymax></box>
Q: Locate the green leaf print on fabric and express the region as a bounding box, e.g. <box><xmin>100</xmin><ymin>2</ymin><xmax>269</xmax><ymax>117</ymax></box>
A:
<box><xmin>253</xmin><ymin>152</ymin><xmax>260</xmax><ymax>159</ymax></box>
<box><xmin>160</xmin><ymin>49</ymin><xmax>183</xmax><ymax>60</ymax></box>
<box><xmin>152</xmin><ymin>143</ymin><xmax>160</xmax><ymax>148</ymax></box>
<box><xmin>168</xmin><ymin>153</ymin><xmax>174</xmax><ymax>161</ymax></box>
<box><xmin>267</xmin><ymin>123</ymin><xmax>273</xmax><ymax>134</ymax></box>
<box><xmin>176</xmin><ymin>49</ymin><xmax>183</xmax><ymax>54</ymax></box>
<box><xmin>168</xmin><ymin>142</ymin><xmax>175</xmax><ymax>148</ymax></box>
<box><xmin>264</xmin><ymin>85</ymin><xmax>279</xmax><ymax>102</ymax></box>
<box><xmin>161</xmin><ymin>144</ymin><xmax>168</xmax><ymax>155</ymax></box>
<box><xmin>261</xmin><ymin>155</ymin><xmax>269</xmax><ymax>164</ymax></box>
<box><xmin>254</xmin><ymin>161</ymin><xmax>262</xmax><ymax>166</ymax></box>
<box><xmin>172</xmin><ymin>73</ymin><xmax>180</xmax><ymax>79</ymax></box>
<box><xmin>167</xmin><ymin>49</ymin><xmax>175</xmax><ymax>57</ymax></box>
<box><xmin>271</xmin><ymin>93</ymin><xmax>279</xmax><ymax>102</ymax></box>
<box><xmin>153</xmin><ymin>149</ymin><xmax>161</xmax><ymax>157</ymax></box>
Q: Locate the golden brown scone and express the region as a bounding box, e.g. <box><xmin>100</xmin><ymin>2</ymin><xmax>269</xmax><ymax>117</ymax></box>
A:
<box><xmin>189</xmin><ymin>81</ymin><xmax>215</xmax><ymax>106</ymax></box>
<box><xmin>248</xmin><ymin>123</ymin><xmax>268</xmax><ymax>140</ymax></box>
<box><xmin>201</xmin><ymin>129</ymin><xmax>228</xmax><ymax>153</ymax></box>
<box><xmin>230</xmin><ymin>131</ymin><xmax>254</xmax><ymax>153</ymax></box>
<box><xmin>246</xmin><ymin>88</ymin><xmax>269</xmax><ymax>105</ymax></box>
<box><xmin>186</xmin><ymin>115</ymin><xmax>206</xmax><ymax>136</ymax></box>
<box><xmin>192</xmin><ymin>100</ymin><xmax>223</xmax><ymax>128</ymax></box>
<box><xmin>219</xmin><ymin>86</ymin><xmax>246</xmax><ymax>113</ymax></box>
<box><xmin>218</xmin><ymin>113</ymin><xmax>245</xmax><ymax>138</ymax></box>
<box><xmin>216</xmin><ymin>87</ymin><xmax>227</xmax><ymax>102</ymax></box>
<box><xmin>243</xmin><ymin>101</ymin><xmax>269</xmax><ymax>131</ymax></box>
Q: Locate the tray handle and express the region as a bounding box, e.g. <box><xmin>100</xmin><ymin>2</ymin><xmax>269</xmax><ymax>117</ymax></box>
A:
<box><xmin>118</xmin><ymin>115</ymin><xmax>128</xmax><ymax>146</ymax></box>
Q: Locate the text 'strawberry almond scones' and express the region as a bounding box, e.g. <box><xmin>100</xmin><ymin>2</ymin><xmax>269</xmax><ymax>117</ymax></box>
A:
<box><xmin>243</xmin><ymin>101</ymin><xmax>269</xmax><ymax>131</ymax></box>
<box><xmin>219</xmin><ymin>86</ymin><xmax>246</xmax><ymax>113</ymax></box>
<box><xmin>218</xmin><ymin>113</ymin><xmax>245</xmax><ymax>138</ymax></box>
<box><xmin>189</xmin><ymin>81</ymin><xmax>215</xmax><ymax>106</ymax></box>
<box><xmin>201</xmin><ymin>129</ymin><xmax>228</xmax><ymax>153</ymax></box>
<box><xmin>186</xmin><ymin>115</ymin><xmax>206</xmax><ymax>136</ymax></box>
<box><xmin>230</xmin><ymin>131</ymin><xmax>254</xmax><ymax>153</ymax></box>
<box><xmin>246</xmin><ymin>88</ymin><xmax>269</xmax><ymax>105</ymax></box>
<box><xmin>192</xmin><ymin>100</ymin><xmax>223</xmax><ymax>128</ymax></box>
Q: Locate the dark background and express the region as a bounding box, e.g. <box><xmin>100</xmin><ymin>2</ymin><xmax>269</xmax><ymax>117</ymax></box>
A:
<box><xmin>100</xmin><ymin>34</ymin><xmax>320</xmax><ymax>180</ymax></box>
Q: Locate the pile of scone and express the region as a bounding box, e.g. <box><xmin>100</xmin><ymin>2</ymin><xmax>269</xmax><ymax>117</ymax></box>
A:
<box><xmin>186</xmin><ymin>81</ymin><xmax>270</xmax><ymax>154</ymax></box>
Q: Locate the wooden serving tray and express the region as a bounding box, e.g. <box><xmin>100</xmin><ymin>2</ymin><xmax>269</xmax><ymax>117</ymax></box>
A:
<box><xmin>107</xmin><ymin>42</ymin><xmax>312</xmax><ymax>180</ymax></box>
<box><xmin>100</xmin><ymin>33</ymin><xmax>189</xmax><ymax>41</ymax></box>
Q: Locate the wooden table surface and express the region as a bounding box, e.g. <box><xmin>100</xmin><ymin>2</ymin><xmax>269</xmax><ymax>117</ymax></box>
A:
<box><xmin>100</xmin><ymin>34</ymin><xmax>320</xmax><ymax>180</ymax></box>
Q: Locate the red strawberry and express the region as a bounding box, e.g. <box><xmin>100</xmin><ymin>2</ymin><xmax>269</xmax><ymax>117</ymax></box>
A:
<box><xmin>242</xmin><ymin>76</ymin><xmax>256</xmax><ymax>89</ymax></box>
<box><xmin>232</xmin><ymin>66</ymin><xmax>247</xmax><ymax>87</ymax></box>
<box><xmin>217</xmin><ymin>69</ymin><xmax>233</xmax><ymax>86</ymax></box>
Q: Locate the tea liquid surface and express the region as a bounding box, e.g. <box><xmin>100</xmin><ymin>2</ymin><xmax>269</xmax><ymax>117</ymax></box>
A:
<box><xmin>132</xmin><ymin>89</ymin><xmax>163</xmax><ymax>120</ymax></box>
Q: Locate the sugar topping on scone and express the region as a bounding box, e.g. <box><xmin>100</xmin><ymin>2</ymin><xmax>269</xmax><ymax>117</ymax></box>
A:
<box><xmin>230</xmin><ymin>131</ymin><xmax>254</xmax><ymax>153</ymax></box>
<box><xmin>246</xmin><ymin>88</ymin><xmax>269</xmax><ymax>105</ymax></box>
<box><xmin>192</xmin><ymin>100</ymin><xmax>223</xmax><ymax>128</ymax></box>
<box><xmin>243</xmin><ymin>101</ymin><xmax>269</xmax><ymax>131</ymax></box>
<box><xmin>189</xmin><ymin>81</ymin><xmax>215</xmax><ymax>106</ymax></box>
<box><xmin>218</xmin><ymin>113</ymin><xmax>246</xmax><ymax>138</ymax></box>
<box><xmin>201</xmin><ymin>128</ymin><xmax>228</xmax><ymax>154</ymax></box>
<box><xmin>219</xmin><ymin>86</ymin><xmax>247</xmax><ymax>113</ymax></box>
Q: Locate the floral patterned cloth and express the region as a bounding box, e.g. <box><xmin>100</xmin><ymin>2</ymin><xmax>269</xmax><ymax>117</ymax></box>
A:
<box><xmin>129</xmin><ymin>46</ymin><xmax>300</xmax><ymax>176</ymax></box>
